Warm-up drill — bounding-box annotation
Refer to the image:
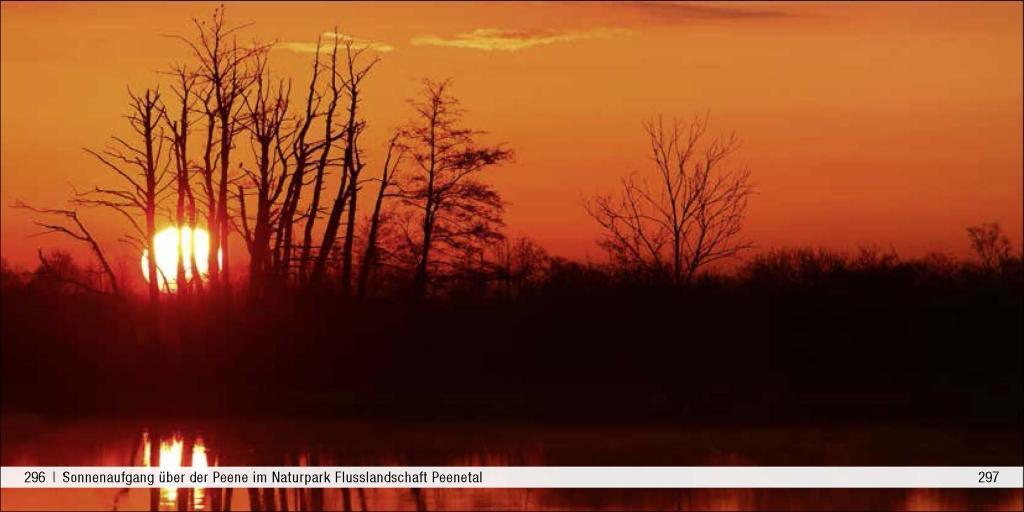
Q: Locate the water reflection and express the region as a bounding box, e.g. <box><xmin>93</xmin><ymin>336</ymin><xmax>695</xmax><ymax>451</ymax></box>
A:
<box><xmin>0</xmin><ymin>419</ymin><xmax>1020</xmax><ymax>511</ymax></box>
<box><xmin>141</xmin><ymin>431</ymin><xmax>209</xmax><ymax>511</ymax></box>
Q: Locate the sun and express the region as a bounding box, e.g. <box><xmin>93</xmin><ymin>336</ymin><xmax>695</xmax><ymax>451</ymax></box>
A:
<box><xmin>141</xmin><ymin>226</ymin><xmax>218</xmax><ymax>291</ymax></box>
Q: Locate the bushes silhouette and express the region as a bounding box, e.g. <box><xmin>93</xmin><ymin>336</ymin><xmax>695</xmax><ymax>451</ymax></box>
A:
<box><xmin>1</xmin><ymin>246</ymin><xmax>1020</xmax><ymax>425</ymax></box>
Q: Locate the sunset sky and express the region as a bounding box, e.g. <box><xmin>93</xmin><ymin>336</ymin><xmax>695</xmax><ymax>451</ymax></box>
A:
<box><xmin>2</xmin><ymin>1</ymin><xmax>1021</xmax><ymax>271</ymax></box>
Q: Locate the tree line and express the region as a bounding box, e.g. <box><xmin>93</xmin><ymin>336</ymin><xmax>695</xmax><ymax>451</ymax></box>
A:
<box><xmin>16</xmin><ymin>7</ymin><xmax>1020</xmax><ymax>307</ymax></box>
<box><xmin>23</xmin><ymin>7</ymin><xmax>520</xmax><ymax>305</ymax></box>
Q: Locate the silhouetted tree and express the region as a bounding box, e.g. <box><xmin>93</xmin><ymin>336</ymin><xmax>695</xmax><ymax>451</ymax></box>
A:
<box><xmin>310</xmin><ymin>39</ymin><xmax>379</xmax><ymax>290</ymax></box>
<box><xmin>164</xmin><ymin>64</ymin><xmax>200</xmax><ymax>297</ymax></box>
<box><xmin>275</xmin><ymin>35</ymin><xmax>327</xmax><ymax>280</ymax></box>
<box><xmin>967</xmin><ymin>222</ymin><xmax>1012</xmax><ymax>270</ymax></box>
<box><xmin>14</xmin><ymin>203</ymin><xmax>119</xmax><ymax>296</ymax></box>
<box><xmin>196</xmin><ymin>84</ymin><xmax>221</xmax><ymax>285</ymax></box>
<box><xmin>30</xmin><ymin>250</ymin><xmax>106</xmax><ymax>295</ymax></box>
<box><xmin>173</xmin><ymin>6</ymin><xmax>268</xmax><ymax>292</ymax></box>
<box><xmin>397</xmin><ymin>79</ymin><xmax>513</xmax><ymax>296</ymax></box>
<box><xmin>81</xmin><ymin>88</ymin><xmax>167</xmax><ymax>304</ymax></box>
<box><xmin>298</xmin><ymin>33</ymin><xmax>349</xmax><ymax>285</ymax></box>
<box><xmin>586</xmin><ymin>114</ymin><xmax>752</xmax><ymax>283</ymax></box>
<box><xmin>357</xmin><ymin>132</ymin><xmax>403</xmax><ymax>298</ymax></box>
<box><xmin>336</xmin><ymin>42</ymin><xmax>382</xmax><ymax>296</ymax></box>
<box><xmin>493</xmin><ymin>236</ymin><xmax>549</xmax><ymax>298</ymax></box>
<box><xmin>237</xmin><ymin>52</ymin><xmax>290</xmax><ymax>296</ymax></box>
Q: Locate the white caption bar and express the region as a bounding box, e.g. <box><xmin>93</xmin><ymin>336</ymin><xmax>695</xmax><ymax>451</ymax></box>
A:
<box><xmin>3</xmin><ymin>467</ymin><xmax>1022</xmax><ymax>489</ymax></box>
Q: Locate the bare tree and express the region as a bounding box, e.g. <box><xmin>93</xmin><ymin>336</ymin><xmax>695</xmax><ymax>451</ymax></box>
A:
<box><xmin>274</xmin><ymin>36</ymin><xmax>325</xmax><ymax>280</ymax></box>
<box><xmin>493</xmin><ymin>236</ymin><xmax>549</xmax><ymax>298</ymax></box>
<box><xmin>356</xmin><ymin>132</ymin><xmax>404</xmax><ymax>298</ymax></box>
<box><xmin>336</xmin><ymin>39</ymin><xmax>386</xmax><ymax>296</ymax></box>
<box><xmin>301</xmin><ymin>33</ymin><xmax>351</xmax><ymax>285</ymax></box>
<box><xmin>967</xmin><ymin>222</ymin><xmax>1012</xmax><ymax>270</ymax></box>
<box><xmin>397</xmin><ymin>79</ymin><xmax>513</xmax><ymax>297</ymax></box>
<box><xmin>586</xmin><ymin>114</ymin><xmax>752</xmax><ymax>283</ymax></box>
<box><xmin>30</xmin><ymin>250</ymin><xmax>108</xmax><ymax>295</ymax></box>
<box><xmin>309</xmin><ymin>40</ymin><xmax>380</xmax><ymax>289</ymax></box>
<box><xmin>237</xmin><ymin>53</ymin><xmax>290</xmax><ymax>295</ymax></box>
<box><xmin>173</xmin><ymin>6</ymin><xmax>268</xmax><ymax>292</ymax></box>
<box><xmin>196</xmin><ymin>85</ymin><xmax>220</xmax><ymax>285</ymax></box>
<box><xmin>164</xmin><ymin>64</ymin><xmax>199</xmax><ymax>297</ymax></box>
<box><xmin>81</xmin><ymin>88</ymin><xmax>167</xmax><ymax>304</ymax></box>
<box><xmin>14</xmin><ymin>202</ymin><xmax>119</xmax><ymax>296</ymax></box>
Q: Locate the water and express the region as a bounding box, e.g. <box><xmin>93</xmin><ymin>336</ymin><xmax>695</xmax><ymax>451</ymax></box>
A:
<box><xmin>1</xmin><ymin>416</ymin><xmax>1020</xmax><ymax>511</ymax></box>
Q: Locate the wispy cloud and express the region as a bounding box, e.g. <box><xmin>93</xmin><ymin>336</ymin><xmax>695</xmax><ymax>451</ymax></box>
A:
<box><xmin>276</xmin><ymin>32</ymin><xmax>395</xmax><ymax>54</ymax></box>
<box><xmin>411</xmin><ymin>27</ymin><xmax>631</xmax><ymax>52</ymax></box>
<box><xmin>610</xmin><ymin>1</ymin><xmax>789</xmax><ymax>23</ymax></box>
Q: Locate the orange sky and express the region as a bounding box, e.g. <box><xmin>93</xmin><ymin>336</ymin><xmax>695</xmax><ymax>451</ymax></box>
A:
<box><xmin>2</xmin><ymin>1</ymin><xmax>1022</xmax><ymax>271</ymax></box>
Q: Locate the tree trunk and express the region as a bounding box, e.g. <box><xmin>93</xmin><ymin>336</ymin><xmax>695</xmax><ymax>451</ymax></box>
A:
<box><xmin>203</xmin><ymin>108</ymin><xmax>220</xmax><ymax>287</ymax></box>
<box><xmin>217</xmin><ymin>107</ymin><xmax>232</xmax><ymax>294</ymax></box>
<box><xmin>413</xmin><ymin>209</ymin><xmax>434</xmax><ymax>297</ymax></box>
<box><xmin>356</xmin><ymin>154</ymin><xmax>393</xmax><ymax>298</ymax></box>
<box><xmin>299</xmin><ymin>155</ymin><xmax>332</xmax><ymax>283</ymax></box>
<box><xmin>340</xmin><ymin>174</ymin><xmax>359</xmax><ymax>296</ymax></box>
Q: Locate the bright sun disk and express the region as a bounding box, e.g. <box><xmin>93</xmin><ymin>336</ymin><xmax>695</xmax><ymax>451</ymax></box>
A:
<box><xmin>141</xmin><ymin>226</ymin><xmax>218</xmax><ymax>291</ymax></box>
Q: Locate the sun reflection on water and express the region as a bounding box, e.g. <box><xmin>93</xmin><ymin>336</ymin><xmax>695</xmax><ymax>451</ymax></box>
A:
<box><xmin>192</xmin><ymin>437</ymin><xmax>208</xmax><ymax>510</ymax></box>
<box><xmin>142</xmin><ymin>431</ymin><xmax>209</xmax><ymax>511</ymax></box>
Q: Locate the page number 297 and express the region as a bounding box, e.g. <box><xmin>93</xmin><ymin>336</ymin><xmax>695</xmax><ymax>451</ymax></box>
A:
<box><xmin>978</xmin><ymin>470</ymin><xmax>999</xmax><ymax>483</ymax></box>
